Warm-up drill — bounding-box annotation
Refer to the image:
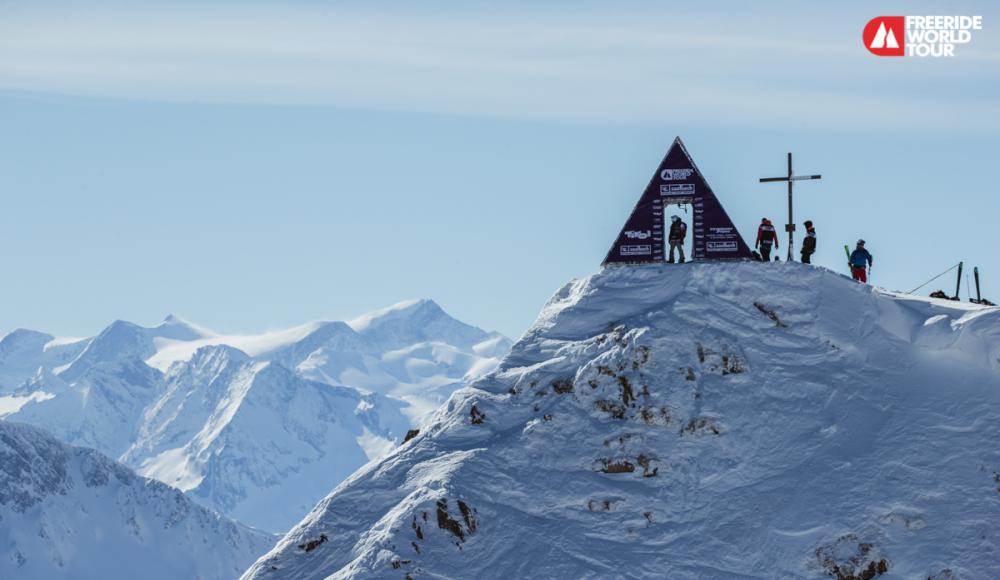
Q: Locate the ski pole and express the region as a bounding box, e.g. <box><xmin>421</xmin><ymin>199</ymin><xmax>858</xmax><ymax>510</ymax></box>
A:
<box><xmin>975</xmin><ymin>267</ymin><xmax>982</xmax><ymax>302</ymax></box>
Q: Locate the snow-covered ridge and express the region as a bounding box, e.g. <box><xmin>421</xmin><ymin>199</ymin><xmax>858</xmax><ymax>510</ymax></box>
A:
<box><xmin>244</xmin><ymin>262</ymin><xmax>1000</xmax><ymax>579</ymax></box>
<box><xmin>0</xmin><ymin>421</ymin><xmax>274</xmax><ymax>580</ymax></box>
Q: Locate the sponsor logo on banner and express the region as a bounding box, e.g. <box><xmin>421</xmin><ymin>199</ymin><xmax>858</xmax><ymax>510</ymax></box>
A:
<box><xmin>710</xmin><ymin>227</ymin><xmax>734</xmax><ymax>234</ymax></box>
<box><xmin>660</xmin><ymin>184</ymin><xmax>695</xmax><ymax>196</ymax></box>
<box><xmin>624</xmin><ymin>230</ymin><xmax>651</xmax><ymax>240</ymax></box>
<box><xmin>864</xmin><ymin>15</ymin><xmax>982</xmax><ymax>57</ymax></box>
<box><xmin>620</xmin><ymin>244</ymin><xmax>652</xmax><ymax>256</ymax></box>
<box><xmin>707</xmin><ymin>241</ymin><xmax>738</xmax><ymax>252</ymax></box>
<box><xmin>659</xmin><ymin>168</ymin><xmax>694</xmax><ymax>181</ymax></box>
<box><xmin>661</xmin><ymin>196</ymin><xmax>694</xmax><ymax>205</ymax></box>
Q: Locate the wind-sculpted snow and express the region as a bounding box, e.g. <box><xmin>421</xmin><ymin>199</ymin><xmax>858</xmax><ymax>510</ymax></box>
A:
<box><xmin>244</xmin><ymin>262</ymin><xmax>1000</xmax><ymax>580</ymax></box>
<box><xmin>0</xmin><ymin>421</ymin><xmax>274</xmax><ymax>580</ymax></box>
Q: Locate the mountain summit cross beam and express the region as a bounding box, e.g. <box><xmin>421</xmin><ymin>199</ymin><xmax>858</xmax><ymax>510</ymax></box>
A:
<box><xmin>759</xmin><ymin>152</ymin><xmax>822</xmax><ymax>261</ymax></box>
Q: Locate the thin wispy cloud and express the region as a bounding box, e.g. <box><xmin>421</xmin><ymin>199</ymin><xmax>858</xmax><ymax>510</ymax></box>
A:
<box><xmin>1</xmin><ymin>3</ymin><xmax>997</xmax><ymax>131</ymax></box>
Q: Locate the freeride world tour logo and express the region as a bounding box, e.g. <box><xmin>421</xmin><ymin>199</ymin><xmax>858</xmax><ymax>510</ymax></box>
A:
<box><xmin>864</xmin><ymin>15</ymin><xmax>983</xmax><ymax>57</ymax></box>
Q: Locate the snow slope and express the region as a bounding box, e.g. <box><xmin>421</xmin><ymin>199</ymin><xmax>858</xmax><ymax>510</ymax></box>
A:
<box><xmin>244</xmin><ymin>262</ymin><xmax>1000</xmax><ymax>580</ymax></box>
<box><xmin>0</xmin><ymin>421</ymin><xmax>274</xmax><ymax>580</ymax></box>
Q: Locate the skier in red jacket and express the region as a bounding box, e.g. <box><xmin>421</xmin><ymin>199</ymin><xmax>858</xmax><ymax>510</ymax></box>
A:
<box><xmin>755</xmin><ymin>218</ymin><xmax>778</xmax><ymax>261</ymax></box>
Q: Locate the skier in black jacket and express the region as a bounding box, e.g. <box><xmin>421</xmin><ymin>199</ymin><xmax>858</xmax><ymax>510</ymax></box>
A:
<box><xmin>800</xmin><ymin>220</ymin><xmax>817</xmax><ymax>264</ymax></box>
<box><xmin>667</xmin><ymin>215</ymin><xmax>687</xmax><ymax>263</ymax></box>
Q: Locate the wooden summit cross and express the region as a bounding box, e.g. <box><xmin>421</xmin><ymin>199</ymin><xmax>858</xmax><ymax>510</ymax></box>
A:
<box><xmin>759</xmin><ymin>153</ymin><xmax>822</xmax><ymax>261</ymax></box>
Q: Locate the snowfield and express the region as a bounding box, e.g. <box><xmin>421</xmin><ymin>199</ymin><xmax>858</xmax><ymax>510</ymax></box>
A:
<box><xmin>0</xmin><ymin>421</ymin><xmax>275</xmax><ymax>580</ymax></box>
<box><xmin>244</xmin><ymin>262</ymin><xmax>1000</xmax><ymax>579</ymax></box>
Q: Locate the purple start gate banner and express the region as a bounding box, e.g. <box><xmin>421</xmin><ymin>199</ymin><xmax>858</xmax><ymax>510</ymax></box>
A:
<box><xmin>603</xmin><ymin>137</ymin><xmax>752</xmax><ymax>265</ymax></box>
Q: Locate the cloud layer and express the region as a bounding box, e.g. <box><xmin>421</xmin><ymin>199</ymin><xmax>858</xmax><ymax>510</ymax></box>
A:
<box><xmin>1</xmin><ymin>3</ymin><xmax>998</xmax><ymax>131</ymax></box>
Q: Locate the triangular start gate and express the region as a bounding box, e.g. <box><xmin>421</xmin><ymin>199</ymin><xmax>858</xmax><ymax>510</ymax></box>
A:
<box><xmin>603</xmin><ymin>137</ymin><xmax>751</xmax><ymax>265</ymax></box>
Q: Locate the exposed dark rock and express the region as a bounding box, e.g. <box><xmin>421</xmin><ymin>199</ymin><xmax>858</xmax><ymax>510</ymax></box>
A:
<box><xmin>297</xmin><ymin>533</ymin><xmax>328</xmax><ymax>553</ymax></box>
<box><xmin>753</xmin><ymin>301</ymin><xmax>788</xmax><ymax>327</ymax></box>
<box><xmin>551</xmin><ymin>378</ymin><xmax>574</xmax><ymax>394</ymax></box>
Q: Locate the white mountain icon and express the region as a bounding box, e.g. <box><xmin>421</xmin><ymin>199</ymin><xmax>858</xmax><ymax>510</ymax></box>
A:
<box><xmin>870</xmin><ymin>21</ymin><xmax>900</xmax><ymax>49</ymax></box>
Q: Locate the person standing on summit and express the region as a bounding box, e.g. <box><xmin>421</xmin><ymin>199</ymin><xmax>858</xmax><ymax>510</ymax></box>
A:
<box><xmin>800</xmin><ymin>220</ymin><xmax>817</xmax><ymax>264</ymax></box>
<box><xmin>849</xmin><ymin>240</ymin><xmax>873</xmax><ymax>283</ymax></box>
<box><xmin>756</xmin><ymin>218</ymin><xmax>778</xmax><ymax>261</ymax></box>
<box><xmin>667</xmin><ymin>215</ymin><xmax>687</xmax><ymax>263</ymax></box>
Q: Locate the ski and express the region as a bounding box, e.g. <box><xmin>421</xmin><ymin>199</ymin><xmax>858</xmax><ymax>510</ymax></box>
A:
<box><xmin>954</xmin><ymin>262</ymin><xmax>964</xmax><ymax>300</ymax></box>
<box><xmin>844</xmin><ymin>244</ymin><xmax>851</xmax><ymax>272</ymax></box>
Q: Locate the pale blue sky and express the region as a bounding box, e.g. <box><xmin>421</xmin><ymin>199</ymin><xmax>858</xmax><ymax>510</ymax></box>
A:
<box><xmin>1</xmin><ymin>1</ymin><xmax>998</xmax><ymax>339</ymax></box>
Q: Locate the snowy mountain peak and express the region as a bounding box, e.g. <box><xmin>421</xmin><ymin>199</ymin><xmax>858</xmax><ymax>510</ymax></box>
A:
<box><xmin>0</xmin><ymin>329</ymin><xmax>54</xmax><ymax>357</ymax></box>
<box><xmin>245</xmin><ymin>262</ymin><xmax>1000</xmax><ymax>580</ymax></box>
<box><xmin>59</xmin><ymin>316</ymin><xmax>217</xmax><ymax>382</ymax></box>
<box><xmin>349</xmin><ymin>298</ymin><xmax>496</xmax><ymax>350</ymax></box>
<box><xmin>187</xmin><ymin>343</ymin><xmax>252</xmax><ymax>370</ymax></box>
<box><xmin>0</xmin><ymin>331</ymin><xmax>56</xmax><ymax>389</ymax></box>
<box><xmin>0</xmin><ymin>331</ymin><xmax>88</xmax><ymax>395</ymax></box>
<box><xmin>347</xmin><ymin>298</ymin><xmax>439</xmax><ymax>331</ymax></box>
<box><xmin>272</xmin><ymin>320</ymin><xmax>362</xmax><ymax>357</ymax></box>
<box><xmin>155</xmin><ymin>314</ymin><xmax>216</xmax><ymax>341</ymax></box>
<box><xmin>57</xmin><ymin>320</ymin><xmax>154</xmax><ymax>381</ymax></box>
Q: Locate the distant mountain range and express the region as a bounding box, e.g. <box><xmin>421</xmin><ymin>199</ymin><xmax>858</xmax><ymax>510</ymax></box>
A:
<box><xmin>0</xmin><ymin>299</ymin><xmax>510</xmax><ymax>532</ymax></box>
<box><xmin>0</xmin><ymin>421</ymin><xmax>274</xmax><ymax>580</ymax></box>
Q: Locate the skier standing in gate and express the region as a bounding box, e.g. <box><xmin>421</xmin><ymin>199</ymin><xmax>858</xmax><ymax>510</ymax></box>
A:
<box><xmin>849</xmin><ymin>240</ymin><xmax>873</xmax><ymax>283</ymax></box>
<box><xmin>800</xmin><ymin>220</ymin><xmax>817</xmax><ymax>264</ymax></box>
<box><xmin>667</xmin><ymin>215</ymin><xmax>687</xmax><ymax>263</ymax></box>
<box><xmin>756</xmin><ymin>218</ymin><xmax>778</xmax><ymax>261</ymax></box>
